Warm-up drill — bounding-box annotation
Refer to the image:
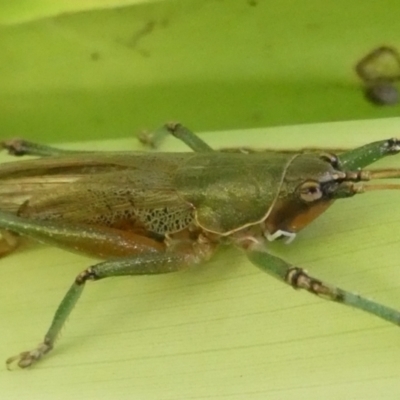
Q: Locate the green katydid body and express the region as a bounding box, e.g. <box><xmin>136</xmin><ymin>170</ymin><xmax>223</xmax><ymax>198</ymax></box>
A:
<box><xmin>2</xmin><ymin>124</ymin><xmax>400</xmax><ymax>369</ymax></box>
<box><xmin>0</xmin><ymin>150</ymin><xmax>336</xmax><ymax>250</ymax></box>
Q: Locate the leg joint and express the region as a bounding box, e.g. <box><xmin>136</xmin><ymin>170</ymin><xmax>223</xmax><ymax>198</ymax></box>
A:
<box><xmin>75</xmin><ymin>267</ymin><xmax>99</xmax><ymax>285</ymax></box>
<box><xmin>2</xmin><ymin>139</ymin><xmax>30</xmax><ymax>156</ymax></box>
<box><xmin>165</xmin><ymin>121</ymin><xmax>181</xmax><ymax>134</ymax></box>
<box><xmin>286</xmin><ymin>267</ymin><xmax>311</xmax><ymax>289</ymax></box>
<box><xmin>285</xmin><ymin>267</ymin><xmax>337</xmax><ymax>300</ymax></box>
<box><xmin>386</xmin><ymin>138</ymin><xmax>400</xmax><ymax>153</ymax></box>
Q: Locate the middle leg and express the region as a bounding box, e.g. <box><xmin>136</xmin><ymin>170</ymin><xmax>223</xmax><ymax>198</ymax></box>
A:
<box><xmin>6</xmin><ymin>238</ymin><xmax>215</xmax><ymax>369</ymax></box>
<box><xmin>246</xmin><ymin>245</ymin><xmax>400</xmax><ymax>327</ymax></box>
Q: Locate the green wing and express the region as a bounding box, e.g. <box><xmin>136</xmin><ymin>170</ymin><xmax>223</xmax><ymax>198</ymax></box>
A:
<box><xmin>0</xmin><ymin>152</ymin><xmax>194</xmax><ymax>235</ymax></box>
<box><xmin>0</xmin><ymin>151</ymin><xmax>295</xmax><ymax>236</ymax></box>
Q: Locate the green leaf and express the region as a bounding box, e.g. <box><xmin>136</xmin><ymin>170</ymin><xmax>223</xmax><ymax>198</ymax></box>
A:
<box><xmin>1</xmin><ymin>0</ymin><xmax>400</xmax><ymax>142</ymax></box>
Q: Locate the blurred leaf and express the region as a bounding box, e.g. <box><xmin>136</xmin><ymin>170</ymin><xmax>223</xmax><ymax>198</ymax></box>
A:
<box><xmin>0</xmin><ymin>0</ymin><xmax>155</xmax><ymax>25</ymax></box>
<box><xmin>1</xmin><ymin>0</ymin><xmax>400</xmax><ymax>143</ymax></box>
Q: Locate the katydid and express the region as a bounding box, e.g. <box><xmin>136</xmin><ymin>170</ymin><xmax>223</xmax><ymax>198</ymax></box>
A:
<box><xmin>2</xmin><ymin>123</ymin><xmax>400</xmax><ymax>369</ymax></box>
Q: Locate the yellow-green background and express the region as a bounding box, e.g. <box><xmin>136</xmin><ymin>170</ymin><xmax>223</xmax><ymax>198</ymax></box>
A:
<box><xmin>1</xmin><ymin>0</ymin><xmax>400</xmax><ymax>141</ymax></box>
<box><xmin>1</xmin><ymin>1</ymin><xmax>400</xmax><ymax>399</ymax></box>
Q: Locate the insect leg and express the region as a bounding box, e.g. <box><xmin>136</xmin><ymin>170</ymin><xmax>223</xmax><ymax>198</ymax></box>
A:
<box><xmin>0</xmin><ymin>210</ymin><xmax>167</xmax><ymax>258</ymax></box>
<box><xmin>6</xmin><ymin>242</ymin><xmax>214</xmax><ymax>369</ymax></box>
<box><xmin>246</xmin><ymin>246</ymin><xmax>400</xmax><ymax>327</ymax></box>
<box><xmin>336</xmin><ymin>138</ymin><xmax>400</xmax><ymax>169</ymax></box>
<box><xmin>164</xmin><ymin>122</ymin><xmax>214</xmax><ymax>152</ymax></box>
<box><xmin>1</xmin><ymin>138</ymin><xmax>88</xmax><ymax>157</ymax></box>
<box><xmin>0</xmin><ymin>139</ymin><xmax>87</xmax><ymax>157</ymax></box>
<box><xmin>138</xmin><ymin>123</ymin><xmax>214</xmax><ymax>152</ymax></box>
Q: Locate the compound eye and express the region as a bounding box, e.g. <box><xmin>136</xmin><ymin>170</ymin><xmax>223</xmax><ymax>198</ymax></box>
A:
<box><xmin>298</xmin><ymin>181</ymin><xmax>323</xmax><ymax>202</ymax></box>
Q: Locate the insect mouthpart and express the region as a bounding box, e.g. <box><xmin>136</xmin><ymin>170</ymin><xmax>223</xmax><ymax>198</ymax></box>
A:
<box><xmin>319</xmin><ymin>176</ymin><xmax>353</xmax><ymax>199</ymax></box>
<box><xmin>323</xmin><ymin>168</ymin><xmax>400</xmax><ymax>198</ymax></box>
<box><xmin>264</xmin><ymin>229</ymin><xmax>297</xmax><ymax>244</ymax></box>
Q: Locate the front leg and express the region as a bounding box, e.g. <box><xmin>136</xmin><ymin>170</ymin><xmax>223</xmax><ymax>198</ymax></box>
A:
<box><xmin>337</xmin><ymin>138</ymin><xmax>400</xmax><ymax>169</ymax></box>
<box><xmin>7</xmin><ymin>239</ymin><xmax>216</xmax><ymax>369</ymax></box>
<box><xmin>246</xmin><ymin>245</ymin><xmax>400</xmax><ymax>326</ymax></box>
